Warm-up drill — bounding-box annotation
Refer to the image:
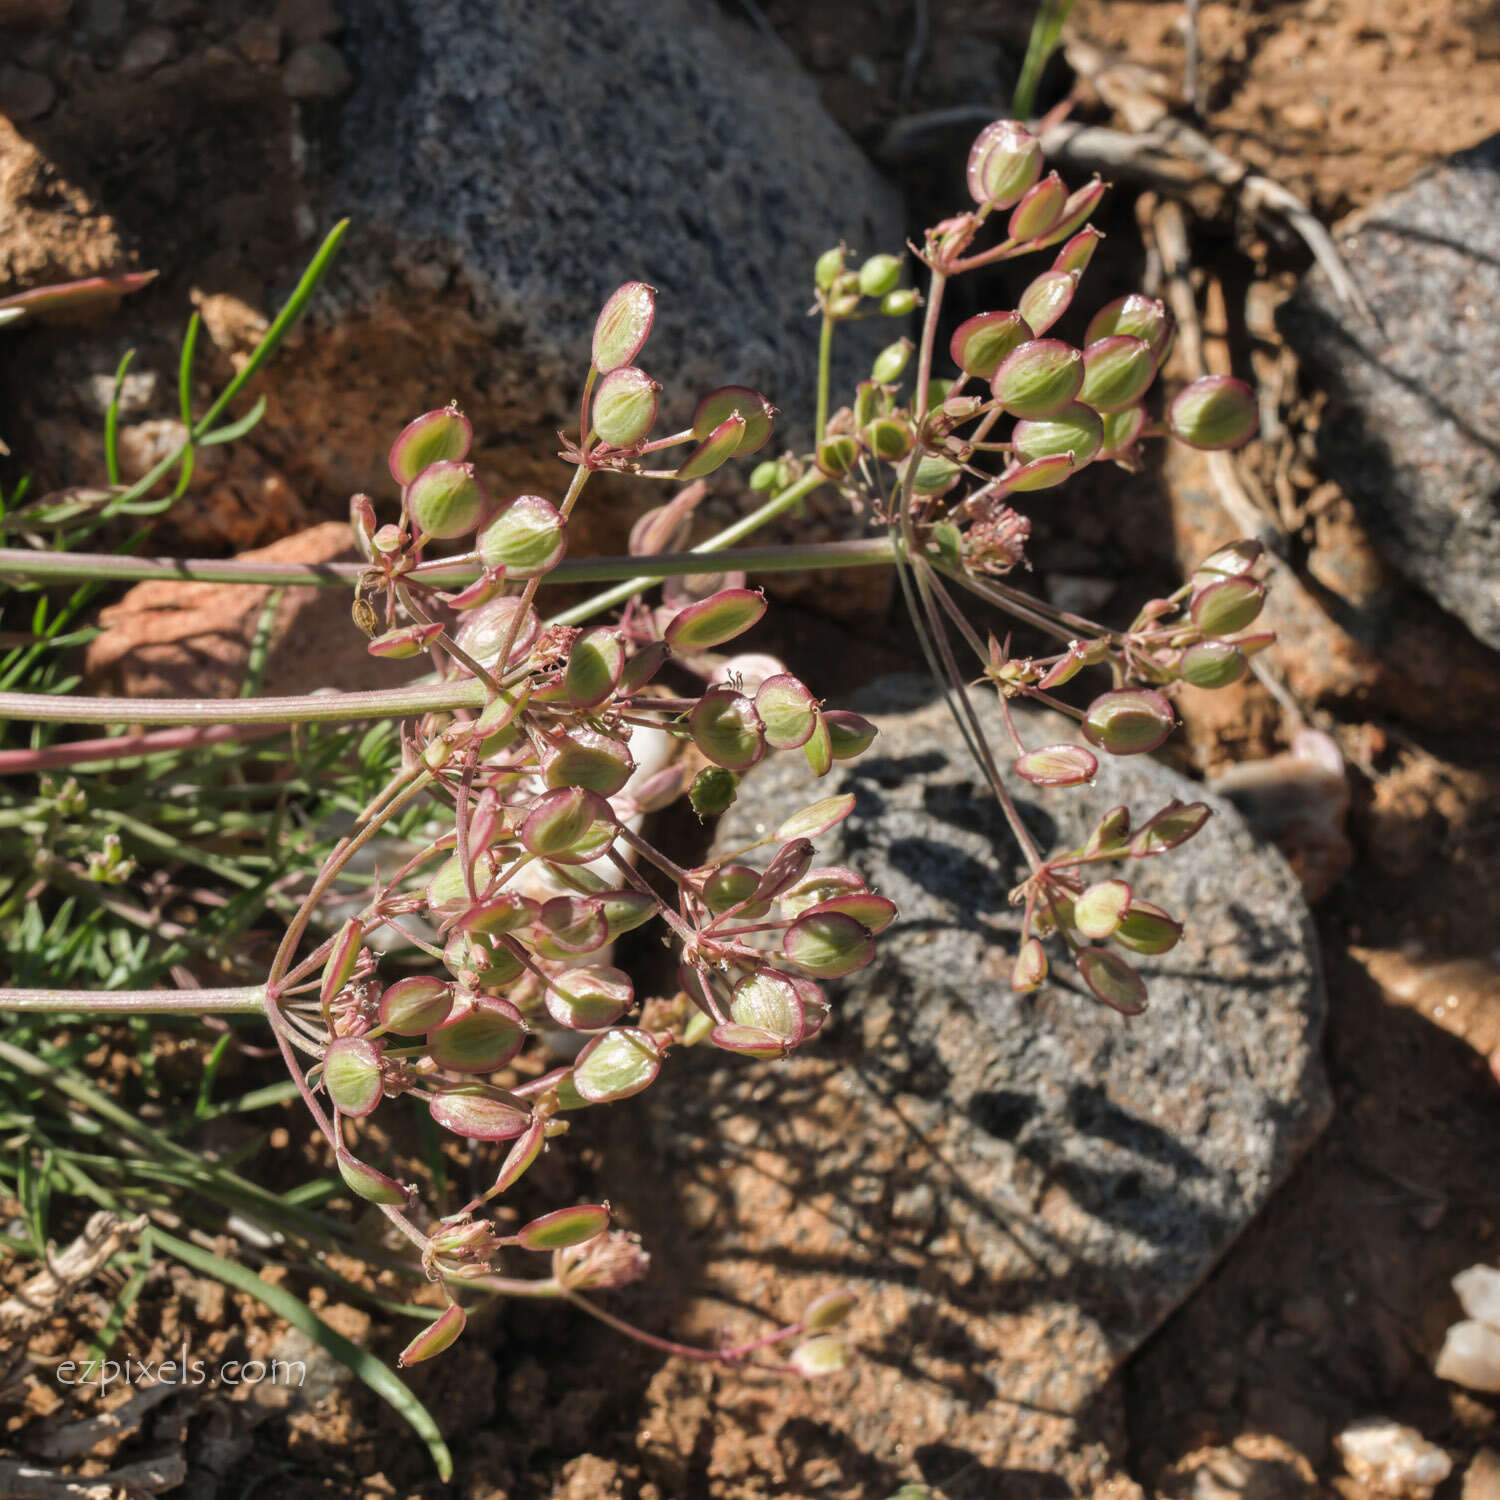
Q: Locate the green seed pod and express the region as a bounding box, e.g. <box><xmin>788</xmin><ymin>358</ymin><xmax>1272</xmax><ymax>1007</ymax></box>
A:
<box><xmin>872</xmin><ymin>337</ymin><xmax>913</xmax><ymax>384</ymax></box>
<box><xmin>388</xmin><ymin>405</ymin><xmax>471</xmax><ymax>486</ymax></box>
<box><xmin>1168</xmin><ymin>375</ymin><xmax>1259</xmax><ymax>451</ymax></box>
<box><xmin>1052</xmin><ymin>225</ymin><xmax>1103</xmax><ymax>277</ymax></box>
<box><xmin>1013</xmin><ymin>401</ymin><xmax>1104</xmax><ymax>467</ymax></box>
<box><xmin>543</xmin><ymin>728</ymin><xmax>635</xmax><ymax>796</ymax></box>
<box><xmin>782</xmin><ymin>909</ymin><xmax>875</xmax><ymax>979</ymax></box>
<box><xmin>1074</xmin><ymin>878</ymin><xmax>1132</xmax><ymax>940</ymax></box>
<box><xmin>1178</xmin><ymin>639</ymin><xmax>1249</xmax><ymax>689</ymax></box>
<box><xmin>1014</xmin><ymin>270</ymin><xmax>1074</xmax><ymax>338</ymax></box>
<box><xmin>405</xmin><ymin>460</ymin><xmax>487</xmax><ymax>540</ymax></box>
<box><xmin>993</xmin><ymin>339</ymin><xmax>1084</xmax><ymax>419</ymax></box>
<box><xmin>880</xmin><ymin>288</ymin><xmax>921</xmax><ymax>317</ymax></box>
<box><xmin>789</xmin><ymin>1334</ymin><xmax>851</xmax><ymax>1377</ymax></box>
<box><xmin>749</xmin><ymin>459</ymin><xmax>781</xmax><ymax>492</ymax></box>
<box><xmin>1012</xmin><ymin>937</ymin><xmax>1048</xmax><ymax>993</ymax></box>
<box><xmin>572</xmin><ymin>1027</ymin><xmax>662</xmax><ymax>1103</ymax></box>
<box><xmin>815</xmin><ymin>434</ymin><xmax>859</xmax><ymax>478</ymax></box>
<box><xmin>1077</xmin><ymin>947</ymin><xmax>1148</xmax><ymax>1014</ymax></box>
<box><xmin>592</xmin><ymin>365</ymin><xmax>660</xmax><ymax>447</ymax></box>
<box><xmin>428</xmin><ymin>1087</ymin><xmax>532</xmax><ymax>1140</ymax></box>
<box><xmin>1129</xmin><ymin>799</ymin><xmax>1211</xmax><ymax>857</ymax></box>
<box><xmin>338</xmin><ymin>1150</ymin><xmax>409</xmax><ymax>1206</ymax></box>
<box><xmin>823</xmin><ymin>710</ymin><xmax>877</xmax><ymax>760</ymax></box>
<box><xmin>676</xmin><ymin>413</ymin><xmax>747</xmax><ymax>479</ymax></box>
<box><xmin>380</xmin><ymin>976</ymin><xmax>455</xmax><ymax>1034</ymax></box>
<box><xmin>592</xmin><ymin>281</ymin><xmax>656</xmax><ymax>372</ymax></box>
<box><xmin>544</xmin><ymin>966</ymin><xmax>633</xmax><ymax>1031</ymax></box>
<box><xmin>323</xmin><ymin>1037</ymin><xmax>384</xmax><ymax>1119</ymax></box>
<box><xmin>1007</xmin><ymin>171</ymin><xmax>1067</xmax><ymax>242</ymax></box>
<box><xmin>476</xmin><ymin>493</ymin><xmax>567</xmax><ymax>578</ymax></box>
<box><xmin>1191</xmin><ymin>577</ymin><xmax>1267</xmax><ymax>637</ymax></box>
<box><xmin>755</xmin><ymin>672</ymin><xmax>819</xmax><ymax>749</ymax></box>
<box><xmin>813</xmin><ymin>245</ymin><xmax>846</xmax><ymax>292</ymax></box>
<box><xmin>1112</xmin><ymin>900</ymin><xmax>1183</xmax><ymax>955</ymax></box>
<box><xmin>517</xmin><ymin>1204</ymin><xmax>610</xmax><ymax>1251</ymax></box>
<box><xmin>1085</xmin><ymin>294</ymin><xmax>1174</xmax><ymax>362</ymax></box>
<box><xmin>1014</xmin><ymin>742</ymin><xmax>1098</xmax><ymax>787</ymax></box>
<box><xmin>967</xmin><ymin>119</ymin><xmax>1043</xmax><ymax>208</ymax></box>
<box><xmin>564</xmin><ymin>626</ymin><xmax>626</xmax><ymax>708</ymax></box>
<box><xmin>950</xmin><ymin>310</ymin><xmax>1032</xmax><ymax>380</ymax></box>
<box><xmin>1032</xmin><ymin>177</ymin><xmax>1106</xmax><ymax>248</ymax></box>
<box><xmin>1081</xmin><ymin>688</ymin><xmax>1176</xmax><ymax>756</ymax></box>
<box><xmin>665</xmin><ymin>587</ymin><xmax>767</xmax><ymax>651</ymax></box>
<box><xmin>692</xmin><ymin>385</ymin><xmax>776</xmax><ymax>456</ymax></box>
<box><xmin>1099</xmin><ymin>403</ymin><xmax>1147</xmax><ymax>461</ymax></box>
<box><xmin>689</xmin><ymin>765</ymin><xmax>739</xmax><ymax>819</ymax></box>
<box><xmin>521</xmin><ymin>787</ymin><xmax>616</xmax><ymax>864</ymax></box>
<box><xmin>857</xmin><ymin>253</ymin><xmax>902</xmax><ymax>298</ymax></box>
<box><xmin>427</xmin><ymin>996</ymin><xmax>526</xmax><ymax>1073</ymax></box>
<box><xmin>1078</xmin><ymin>335</ymin><xmax>1156</xmax><ymax>414</ymax></box>
<box><xmin>689</xmin><ymin>688</ymin><xmax>766</xmax><ymax>772</ymax></box>
<box><xmin>864</xmin><ymin>416</ymin><xmax>914</xmax><ymax>461</ymax></box>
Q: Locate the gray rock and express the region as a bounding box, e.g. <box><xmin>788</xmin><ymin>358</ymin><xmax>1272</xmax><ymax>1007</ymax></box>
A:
<box><xmin>613</xmin><ymin>675</ymin><xmax>1328</xmax><ymax>1485</ymax></box>
<box><xmin>327</xmin><ymin>0</ymin><xmax>905</xmax><ymax>444</ymax></box>
<box><xmin>1279</xmin><ymin>136</ymin><xmax>1500</xmax><ymax>650</ymax></box>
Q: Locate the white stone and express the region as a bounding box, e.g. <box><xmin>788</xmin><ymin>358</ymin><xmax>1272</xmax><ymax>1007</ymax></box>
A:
<box><xmin>1454</xmin><ymin>1265</ymin><xmax>1500</xmax><ymax>1330</ymax></box>
<box><xmin>1436</xmin><ymin>1318</ymin><xmax>1500</xmax><ymax>1394</ymax></box>
<box><xmin>1336</xmin><ymin>1418</ymin><xmax>1452</xmax><ymax>1500</ymax></box>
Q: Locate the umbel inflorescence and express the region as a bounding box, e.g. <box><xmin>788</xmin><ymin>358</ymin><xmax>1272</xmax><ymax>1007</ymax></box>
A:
<box><xmin>0</xmin><ymin>116</ymin><xmax>1266</xmax><ymax>1378</ymax></box>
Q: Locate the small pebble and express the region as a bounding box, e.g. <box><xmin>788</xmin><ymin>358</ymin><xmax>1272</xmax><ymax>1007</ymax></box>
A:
<box><xmin>282</xmin><ymin>40</ymin><xmax>351</xmax><ymax>99</ymax></box>
<box><xmin>1336</xmin><ymin>1418</ymin><xmax>1452</xmax><ymax>1500</ymax></box>
<box><xmin>118</xmin><ymin>25</ymin><xmax>176</xmax><ymax>76</ymax></box>
<box><xmin>234</xmin><ymin>17</ymin><xmax>282</xmax><ymax>65</ymax></box>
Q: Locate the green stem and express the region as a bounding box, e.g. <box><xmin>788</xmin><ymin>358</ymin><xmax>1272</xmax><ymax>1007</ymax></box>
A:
<box><xmin>0</xmin><ymin>536</ymin><xmax>891</xmax><ymax>590</ymax></box>
<box><xmin>548</xmin><ymin>468</ymin><xmax>828</xmax><ymax>627</ymax></box>
<box><xmin>0</xmin><ymin>985</ymin><xmax>267</xmax><ymax>1014</ymax></box>
<box><xmin>815</xmin><ymin>314</ymin><xmax>834</xmax><ymax>444</ymax></box>
<box><xmin>0</xmin><ymin>678</ymin><xmax>487</xmax><ymax>727</ymax></box>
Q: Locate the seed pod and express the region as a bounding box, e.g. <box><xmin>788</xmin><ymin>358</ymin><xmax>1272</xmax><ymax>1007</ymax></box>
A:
<box><xmin>729</xmin><ymin>969</ymin><xmax>807</xmax><ymax>1046</ymax></box>
<box><xmin>338</xmin><ymin>1150</ymin><xmax>409</xmax><ymax>1206</ymax></box>
<box><xmin>1129</xmin><ymin>799</ymin><xmax>1211</xmax><ymax>856</ymax></box>
<box><xmin>455</xmin><ymin>596</ymin><xmax>540</xmax><ymax>670</ymax></box>
<box><xmin>1193</xmin><ymin>538</ymin><xmax>1264</xmax><ymax>581</ymax></box>
<box><xmin>749</xmin><ymin>459</ymin><xmax>781</xmax><ymax>492</ymax></box>
<box><xmin>1015</xmin><ymin>742</ymin><xmax>1099</xmax><ymax>787</ymax></box>
<box><xmin>774</xmin><ymin>793</ymin><xmax>856</xmax><ymax>842</ymax></box>
<box><xmin>1085</xmin><ymin>805</ymin><xmax>1131</xmax><ymax>856</ymax></box>
<box><xmin>872</xmin><ymin>337</ymin><xmax>913</xmax><ymax>383</ymax></box>
<box><xmin>592</xmin><ymin>281</ymin><xmax>656</xmax><ymax>372</ymax></box>
<box><xmin>823</xmin><ymin>710</ymin><xmax>877</xmax><ymax>760</ymax></box>
<box><xmin>1098</xmin><ymin>403</ymin><xmax>1147</xmax><ymax>461</ymax></box>
<box><xmin>379</xmin><ymin>976</ymin><xmax>455</xmax><ymax>1034</ymax></box>
<box><xmin>781</xmin><ymin>866</ymin><xmax>866</xmax><ymax>921</ymax></box>
<box><xmin>562</xmin><ymin>626</ymin><xmax>626</xmax><ymax>709</ymax></box>
<box><xmin>691</xmin><ymin>385</ymin><xmax>776</xmax><ymax>456</ymax></box>
<box><xmin>1168</xmin><ymin>375</ymin><xmax>1259</xmax><ymax>451</ymax></box>
<box><xmin>543</xmin><ymin>728</ymin><xmax>635</xmax><ymax>796</ymax></box>
<box><xmin>320</xmin><ymin>918</ymin><xmax>364</xmax><ymax>1007</ymax></box>
<box><xmin>534</xmin><ymin>896</ymin><xmax>609</xmax><ymax>958</ymax></box>
<box><xmin>815</xmin><ymin>434</ymin><xmax>859</xmax><ymax>478</ymax></box>
<box><xmin>857</xmin><ymin>253</ymin><xmax>902</xmax><ymax>298</ymax></box>
<box><xmin>459</xmin><ymin>892</ymin><xmax>539</xmax><ymax>937</ymax></box>
<box><xmin>1032</xmin><ymin>177</ymin><xmax>1106</xmax><ymax>247</ymax></box>
<box><xmin>1013</xmin><ymin>402</ymin><xmax>1104</xmax><ymax>467</ymax></box>
<box><xmin>1017</xmin><ymin>268</ymin><xmax>1076</xmax><ymax>335</ymax></box>
<box><xmin>444</xmin><ymin>931</ymin><xmax>524</xmax><ymax>991</ymax></box>
<box><xmin>426</xmin><ymin>848</ymin><xmax>505</xmax><ymax>916</ymax></box>
<box><xmin>689</xmin><ymin>765</ymin><xmax>738</xmax><ymax>818</ymax></box>
<box><xmin>754</xmin><ymin>838</ymin><xmax>815</xmax><ymax>901</ymax></box>
<box><xmin>1000</xmin><ymin>452</ymin><xmax>1076</xmax><ymax>492</ymax></box>
<box><xmin>367</xmin><ymin>621</ymin><xmax>445</xmax><ymax>660</ymax></box>
<box><xmin>676</xmin><ymin>413</ymin><xmax>748</xmax><ymax>480</ymax></box>
<box><xmin>1074</xmin><ymin>879</ymin><xmax>1132</xmax><ymax>939</ymax></box>
<box><xmin>804</xmin><ymin>1288</ymin><xmax>858</xmax><ymax>1331</ymax></box>
<box><xmin>1085</xmin><ymin>295</ymin><xmax>1174</xmax><ymax>362</ymax></box>
<box><xmin>1112</xmin><ymin>900</ymin><xmax>1183</xmax><ymax>955</ymax></box>
<box><xmin>950</xmin><ymin>310</ymin><xmax>1032</xmax><ymax>380</ymax></box>
<box><xmin>592</xmin><ymin>365</ymin><xmax>660</xmax><ymax>447</ymax></box>
<box><xmin>789</xmin><ymin>1334</ymin><xmax>850</xmax><ymax>1377</ymax></box>
<box><xmin>427</xmin><ymin>996</ymin><xmax>526</xmax><ymax>1072</ymax></box>
<box><xmin>1081</xmin><ymin>687</ymin><xmax>1176</xmax><ymax>755</ymax></box>
<box><xmin>1008</xmin><ymin>171</ymin><xmax>1067</xmax><ymax>242</ymax></box>
<box><xmin>700</xmin><ymin>863</ymin><xmax>772</xmax><ymax>918</ymax></box>
<box><xmin>545</xmin><ymin>966</ymin><xmax>634</xmax><ymax>1031</ymax></box>
<box><xmin>967</xmin><ymin>119</ymin><xmax>1043</xmax><ymax>207</ymax></box>
<box><xmin>802</xmin><ymin>891</ymin><xmax>896</xmax><ymax>935</ymax></box>
<box><xmin>1178</xmin><ymin>639</ymin><xmax>1249</xmax><ymax>689</ymax></box>
<box><xmin>689</xmin><ymin>688</ymin><xmax>766</xmax><ymax>772</ymax></box>
<box><xmin>572</xmin><ymin>1027</ymin><xmax>663</xmax><ymax>1103</ymax></box>
<box><xmin>864</xmin><ymin>416</ymin><xmax>914</xmax><ymax>460</ymax></box>
<box><xmin>405</xmin><ymin>460</ymin><xmax>487</xmax><ymax>541</ymax></box>
<box><xmin>907</xmin><ymin>452</ymin><xmax>962</xmax><ymax>495</ymax></box>
<box><xmin>1012</xmin><ymin>937</ymin><xmax>1049</xmax><ymax>992</ymax></box>
<box><xmin>1078</xmin><ymin>335</ymin><xmax>1156</xmax><ymax>414</ymax></box>
<box><xmin>1052</xmin><ymin>225</ymin><xmax>1103</xmax><ymax>277</ymax></box>
<box><xmin>880</xmin><ymin>288</ymin><xmax>921</xmax><ymax>317</ymax></box>
<box><xmin>813</xmin><ymin>246</ymin><xmax>846</xmax><ymax>292</ymax></box>
<box><xmin>802</xmin><ymin>708</ymin><xmax>833</xmax><ymax>777</ymax></box>
<box><xmin>323</xmin><ymin>1037</ymin><xmax>384</xmax><ymax>1118</ymax></box>
<box><xmin>521</xmin><ymin>787</ymin><xmax>617</xmax><ymax>864</ymax></box>
<box><xmin>1077</xmin><ymin>947</ymin><xmax>1148</xmax><ymax>1015</ymax></box>
<box><xmin>517</xmin><ymin>1204</ymin><xmax>610</xmax><ymax>1252</ymax></box>
<box><xmin>429</xmin><ymin>1087</ymin><xmax>532</xmax><ymax>1140</ymax></box>
<box><xmin>993</xmin><ymin>339</ymin><xmax>1084</xmax><ymax>419</ymax></box>
<box><xmin>388</xmin><ymin>405</ymin><xmax>472</xmax><ymax>486</ymax></box>
<box><xmin>1191</xmin><ymin>577</ymin><xmax>1266</xmax><ymax>637</ymax></box>
<box><xmin>666</xmin><ymin>587</ymin><xmax>767</xmax><ymax>652</ymax></box>
<box><xmin>783</xmin><ymin>909</ymin><xmax>875</xmax><ymax>978</ymax></box>
<box><xmin>477</xmin><ymin>493</ymin><xmax>566</xmax><ymax>578</ymax></box>
<box><xmin>755</xmin><ymin>673</ymin><xmax>819</xmax><ymax>749</ymax></box>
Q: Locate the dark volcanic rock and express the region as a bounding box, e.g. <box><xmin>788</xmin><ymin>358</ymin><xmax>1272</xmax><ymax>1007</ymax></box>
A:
<box><xmin>611</xmin><ymin>675</ymin><xmax>1329</xmax><ymax>1489</ymax></box>
<box><xmin>330</xmin><ymin>0</ymin><xmax>905</xmax><ymax>446</ymax></box>
<box><xmin>1279</xmin><ymin>135</ymin><xmax>1500</xmax><ymax>650</ymax></box>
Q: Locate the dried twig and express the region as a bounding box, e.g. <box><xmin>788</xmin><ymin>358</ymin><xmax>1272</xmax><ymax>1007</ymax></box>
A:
<box><xmin>0</xmin><ymin>1212</ymin><xmax>148</xmax><ymax>1337</ymax></box>
<box><xmin>0</xmin><ymin>1453</ymin><xmax>186</xmax><ymax>1499</ymax></box>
